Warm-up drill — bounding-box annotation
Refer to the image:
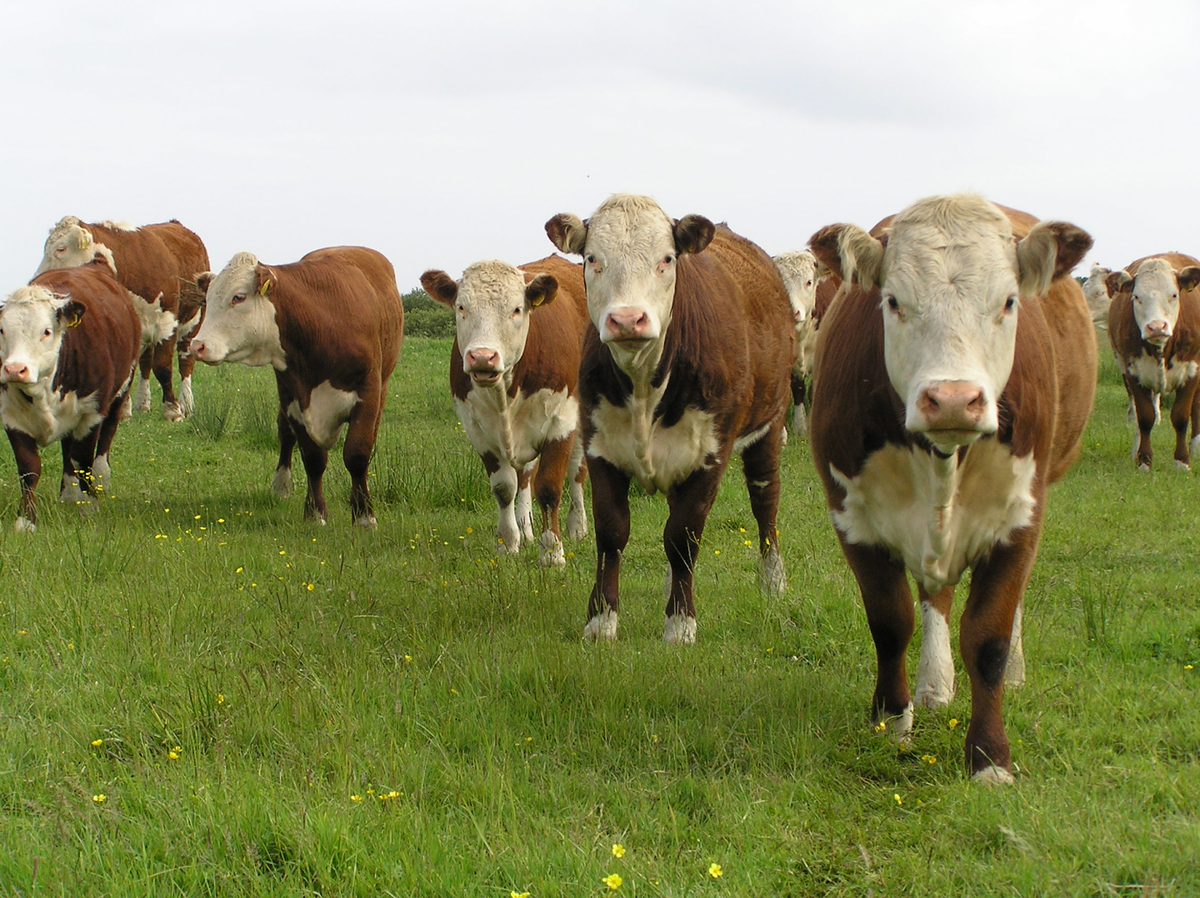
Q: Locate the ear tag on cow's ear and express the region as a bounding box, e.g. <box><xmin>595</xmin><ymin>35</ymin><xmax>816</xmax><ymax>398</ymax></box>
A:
<box><xmin>259</xmin><ymin>279</ymin><xmax>271</xmax><ymax>296</ymax></box>
<box><xmin>68</xmin><ymin>313</ymin><xmax>82</xmax><ymax>328</ymax></box>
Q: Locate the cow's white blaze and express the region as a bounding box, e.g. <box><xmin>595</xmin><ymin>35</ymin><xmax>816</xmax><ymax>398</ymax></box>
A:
<box><xmin>286</xmin><ymin>381</ymin><xmax>359</xmax><ymax>451</ymax></box>
<box><xmin>1128</xmin><ymin>259</ymin><xmax>1181</xmax><ymax>344</ymax></box>
<box><xmin>830</xmin><ymin>438</ymin><xmax>1037</xmax><ymax>594</ymax></box>
<box><xmin>878</xmin><ymin>197</ymin><xmax>1021</xmax><ymax>452</ymax></box>
<box><xmin>190</xmin><ymin>252</ymin><xmax>285</xmax><ymax>369</ymax></box>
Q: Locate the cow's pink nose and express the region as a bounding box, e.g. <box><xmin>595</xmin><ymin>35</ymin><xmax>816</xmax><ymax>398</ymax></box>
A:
<box><xmin>1144</xmin><ymin>320</ymin><xmax>1170</xmax><ymax>341</ymax></box>
<box><xmin>605</xmin><ymin>308</ymin><xmax>651</xmax><ymax>341</ymax></box>
<box><xmin>189</xmin><ymin>338</ymin><xmax>206</xmax><ymax>358</ymax></box>
<box><xmin>465</xmin><ymin>348</ymin><xmax>499</xmax><ymax>370</ymax></box>
<box><xmin>793</xmin><ymin>309</ymin><xmax>803</xmax><ymax>322</ymax></box>
<box><xmin>2</xmin><ymin>363</ymin><xmax>29</xmax><ymax>382</ymax></box>
<box><xmin>918</xmin><ymin>381</ymin><xmax>985</xmax><ymax>430</ymax></box>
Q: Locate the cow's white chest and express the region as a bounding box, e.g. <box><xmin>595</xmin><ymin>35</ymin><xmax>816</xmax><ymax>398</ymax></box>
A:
<box><xmin>0</xmin><ymin>382</ymin><xmax>102</xmax><ymax>447</ymax></box>
<box><xmin>1127</xmin><ymin>353</ymin><xmax>1198</xmax><ymax>394</ymax></box>
<box><xmin>129</xmin><ymin>290</ymin><xmax>177</xmax><ymax>349</ymax></box>
<box><xmin>287</xmin><ymin>381</ymin><xmax>359</xmax><ymax>450</ymax></box>
<box><xmin>456</xmin><ymin>385</ymin><xmax>578</xmax><ymax>469</ymax></box>
<box><xmin>588</xmin><ymin>379</ymin><xmax>719</xmax><ymax>494</ymax></box>
<box><xmin>830</xmin><ymin>439</ymin><xmax>1037</xmax><ymax>593</ymax></box>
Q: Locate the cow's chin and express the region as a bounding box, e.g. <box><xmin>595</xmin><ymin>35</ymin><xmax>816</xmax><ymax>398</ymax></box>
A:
<box><xmin>470</xmin><ymin>370</ymin><xmax>503</xmax><ymax>386</ymax></box>
<box><xmin>919</xmin><ymin>429</ymin><xmax>986</xmax><ymax>455</ymax></box>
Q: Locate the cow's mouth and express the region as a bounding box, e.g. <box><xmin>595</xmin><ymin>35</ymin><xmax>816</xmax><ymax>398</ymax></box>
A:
<box><xmin>470</xmin><ymin>370</ymin><xmax>502</xmax><ymax>385</ymax></box>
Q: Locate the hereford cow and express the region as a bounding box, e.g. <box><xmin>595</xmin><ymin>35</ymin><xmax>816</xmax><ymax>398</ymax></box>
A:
<box><xmin>546</xmin><ymin>194</ymin><xmax>795</xmax><ymax>644</ymax></box>
<box><xmin>420</xmin><ymin>255</ymin><xmax>590</xmax><ymax>567</ymax></box>
<box><xmin>35</xmin><ymin>216</ymin><xmax>210</xmax><ymax>421</ymax></box>
<box><xmin>0</xmin><ymin>260</ymin><xmax>141</xmax><ymax>530</ymax></box>
<box><xmin>808</xmin><ymin>194</ymin><xmax>1095</xmax><ymax>782</ymax></box>
<box><xmin>773</xmin><ymin>250</ymin><xmax>822</xmax><ymax>439</ymax></box>
<box><xmin>1106</xmin><ymin>254</ymin><xmax>1200</xmax><ymax>471</ymax></box>
<box><xmin>190</xmin><ymin>247</ymin><xmax>404</xmax><ymax>527</ymax></box>
<box><xmin>1082</xmin><ymin>263</ymin><xmax>1112</xmax><ymax>327</ymax></box>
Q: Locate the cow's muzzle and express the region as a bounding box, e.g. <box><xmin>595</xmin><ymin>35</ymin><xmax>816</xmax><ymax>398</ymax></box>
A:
<box><xmin>915</xmin><ymin>381</ymin><xmax>989</xmax><ymax>442</ymax></box>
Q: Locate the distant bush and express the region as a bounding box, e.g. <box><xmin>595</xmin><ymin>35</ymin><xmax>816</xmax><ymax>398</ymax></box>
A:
<box><xmin>402</xmin><ymin>288</ymin><xmax>454</xmax><ymax>338</ymax></box>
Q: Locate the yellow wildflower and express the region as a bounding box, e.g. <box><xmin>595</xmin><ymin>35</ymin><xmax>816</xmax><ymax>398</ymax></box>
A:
<box><xmin>350</xmin><ymin>795</ymin><xmax>363</xmax><ymax>802</ymax></box>
<box><xmin>510</xmin><ymin>892</ymin><xmax>530</xmax><ymax>898</ymax></box>
<box><xmin>921</xmin><ymin>755</ymin><xmax>937</xmax><ymax>765</ymax></box>
<box><xmin>709</xmin><ymin>862</ymin><xmax>723</xmax><ymax>878</ymax></box>
<box><xmin>949</xmin><ymin>718</ymin><xmax>960</xmax><ymax>729</ymax></box>
<box><xmin>92</xmin><ymin>794</ymin><xmax>106</xmax><ymax>803</ymax></box>
<box><xmin>894</xmin><ymin>793</ymin><xmax>902</xmax><ymax>806</ymax></box>
<box><xmin>612</xmin><ymin>843</ymin><xmax>625</xmax><ymax>858</ymax></box>
<box><xmin>217</xmin><ymin>694</ymin><xmax>225</xmax><ymax>705</ymax></box>
<box><xmin>91</xmin><ymin>739</ymin><xmax>103</xmax><ymax>747</ymax></box>
<box><xmin>602</xmin><ymin>873</ymin><xmax>622</xmax><ymax>890</ymax></box>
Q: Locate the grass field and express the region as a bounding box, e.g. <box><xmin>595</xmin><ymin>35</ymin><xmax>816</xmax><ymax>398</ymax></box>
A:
<box><xmin>0</xmin><ymin>335</ymin><xmax>1197</xmax><ymax>897</ymax></box>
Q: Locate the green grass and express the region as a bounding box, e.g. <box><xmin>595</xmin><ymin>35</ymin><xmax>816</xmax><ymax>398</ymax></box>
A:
<box><xmin>0</xmin><ymin>337</ymin><xmax>1197</xmax><ymax>896</ymax></box>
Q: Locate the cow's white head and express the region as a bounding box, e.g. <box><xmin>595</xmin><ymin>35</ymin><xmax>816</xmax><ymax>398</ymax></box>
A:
<box><xmin>1106</xmin><ymin>258</ymin><xmax>1200</xmax><ymax>347</ymax></box>
<box><xmin>0</xmin><ymin>285</ymin><xmax>85</xmax><ymax>385</ymax></box>
<box><xmin>189</xmin><ymin>252</ymin><xmax>285</xmax><ymax>369</ymax></box>
<box><xmin>421</xmin><ymin>261</ymin><xmax>558</xmax><ymax>387</ymax></box>
<box><xmin>1081</xmin><ymin>263</ymin><xmax>1111</xmax><ymax>325</ymax></box>
<box><xmin>546</xmin><ymin>194</ymin><xmax>714</xmax><ymax>370</ymax></box>
<box><xmin>34</xmin><ymin>216</ymin><xmax>117</xmax><ymax>278</ymax></box>
<box><xmin>773</xmin><ymin>250</ymin><xmax>821</xmax><ymax>330</ymax></box>
<box><xmin>810</xmin><ymin>194</ymin><xmax>1091</xmax><ymax>453</ymax></box>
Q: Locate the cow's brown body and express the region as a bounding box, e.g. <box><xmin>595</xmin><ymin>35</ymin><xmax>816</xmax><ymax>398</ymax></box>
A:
<box><xmin>809</xmin><ymin>202</ymin><xmax>1095</xmax><ymax>780</ymax></box>
<box><xmin>37</xmin><ymin>218</ymin><xmax>209</xmax><ymax>420</ymax></box>
<box><xmin>1107</xmin><ymin>253</ymin><xmax>1200</xmax><ymax>470</ymax></box>
<box><xmin>1</xmin><ymin>261</ymin><xmax>141</xmax><ymax>528</ymax></box>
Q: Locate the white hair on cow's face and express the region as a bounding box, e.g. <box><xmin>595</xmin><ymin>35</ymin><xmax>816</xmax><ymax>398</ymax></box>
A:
<box><xmin>451</xmin><ymin>260</ymin><xmax>536</xmax><ymax>381</ymax></box>
<box><xmin>190</xmin><ymin>251</ymin><xmax>284</xmax><ymax>369</ymax></box>
<box><xmin>1129</xmin><ymin>257</ymin><xmax>1184</xmax><ymax>344</ymax></box>
<box><xmin>0</xmin><ymin>285</ymin><xmax>76</xmax><ymax>386</ymax></box>
<box><xmin>35</xmin><ymin>217</ymin><xmax>118</xmax><ymax>278</ymax></box>
<box><xmin>774</xmin><ymin>250</ymin><xmax>820</xmax><ymax>327</ymax></box>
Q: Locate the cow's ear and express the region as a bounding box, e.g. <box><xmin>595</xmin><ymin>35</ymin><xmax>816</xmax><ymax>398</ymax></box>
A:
<box><xmin>53</xmin><ymin>295</ymin><xmax>86</xmax><ymax>329</ymax></box>
<box><xmin>525</xmin><ymin>273</ymin><xmax>558</xmax><ymax>309</ymax></box>
<box><xmin>674</xmin><ymin>215</ymin><xmax>715</xmax><ymax>255</ymax></box>
<box><xmin>1177</xmin><ymin>266</ymin><xmax>1200</xmax><ymax>293</ymax></box>
<box><xmin>255</xmin><ymin>266</ymin><xmax>275</xmax><ymax>297</ymax></box>
<box><xmin>1016</xmin><ymin>221</ymin><xmax>1093</xmax><ymax>297</ymax></box>
<box><xmin>1106</xmin><ymin>269</ymin><xmax>1132</xmax><ymax>296</ymax></box>
<box><xmin>546</xmin><ymin>214</ymin><xmax>588</xmax><ymax>255</ymax></box>
<box><xmin>809</xmin><ymin>223</ymin><xmax>884</xmax><ymax>290</ymax></box>
<box><xmin>195</xmin><ymin>271</ymin><xmax>215</xmax><ymax>295</ymax></box>
<box><xmin>420</xmin><ymin>270</ymin><xmax>458</xmax><ymax>307</ymax></box>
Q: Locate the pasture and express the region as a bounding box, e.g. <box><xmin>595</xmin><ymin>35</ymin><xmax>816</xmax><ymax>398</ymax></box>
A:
<box><xmin>0</xmin><ymin>334</ymin><xmax>1197</xmax><ymax>897</ymax></box>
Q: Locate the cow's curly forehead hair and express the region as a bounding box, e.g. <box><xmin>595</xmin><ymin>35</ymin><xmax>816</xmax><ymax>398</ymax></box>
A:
<box><xmin>459</xmin><ymin>261</ymin><xmax>524</xmax><ymax>299</ymax></box>
<box><xmin>585</xmin><ymin>194</ymin><xmax>675</xmax><ymax>258</ymax></box>
<box><xmin>883</xmin><ymin>194</ymin><xmax>1018</xmax><ymax>290</ymax></box>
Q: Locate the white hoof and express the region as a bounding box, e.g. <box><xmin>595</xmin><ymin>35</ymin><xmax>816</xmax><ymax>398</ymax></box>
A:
<box><xmin>583</xmin><ymin>609</ymin><xmax>618</xmax><ymax>642</ymax></box>
<box><xmin>162</xmin><ymin>401</ymin><xmax>184</xmax><ymax>423</ymax></box>
<box><xmin>780</xmin><ymin>426</ymin><xmax>789</xmax><ymax>449</ymax></box>
<box><xmin>14</xmin><ymin>516</ymin><xmax>36</xmax><ymax>533</ymax></box>
<box><xmin>566</xmin><ymin>505</ymin><xmax>588</xmax><ymax>541</ymax></box>
<box><xmin>1137</xmin><ymin>462</ymin><xmax>1151</xmax><ymax>473</ymax></box>
<box><xmin>971</xmin><ymin>765</ymin><xmax>1015</xmax><ymax>785</ymax></box>
<box><xmin>538</xmin><ymin>531</ymin><xmax>566</xmax><ymax>568</ymax></box>
<box><xmin>1174</xmin><ymin>459</ymin><xmax>1191</xmax><ymax>472</ymax></box>
<box><xmin>874</xmin><ymin>702</ymin><xmax>914</xmax><ymax>744</ymax></box>
<box><xmin>758</xmin><ymin>547</ymin><xmax>787</xmax><ymax>595</ymax></box>
<box><xmin>61</xmin><ymin>477</ymin><xmax>86</xmax><ymax>506</ymax></box>
<box><xmin>354</xmin><ymin>514</ymin><xmax>378</xmax><ymax>530</ymax></box>
<box><xmin>663</xmin><ymin>613</ymin><xmax>696</xmax><ymax>645</ymax></box>
<box><xmin>272</xmin><ymin>467</ymin><xmax>292</xmax><ymax>498</ymax></box>
<box><xmin>914</xmin><ymin>680</ymin><xmax>955</xmax><ymax>709</ymax></box>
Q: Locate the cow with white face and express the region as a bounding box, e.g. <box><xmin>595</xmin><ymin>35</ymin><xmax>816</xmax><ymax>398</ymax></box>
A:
<box><xmin>1081</xmin><ymin>263</ymin><xmax>1112</xmax><ymax>328</ymax></box>
<box><xmin>773</xmin><ymin>250</ymin><xmax>824</xmax><ymax>438</ymax></box>
<box><xmin>191</xmin><ymin>247</ymin><xmax>404</xmax><ymax>526</ymax></box>
<box><xmin>809</xmin><ymin>194</ymin><xmax>1095</xmax><ymax>782</ymax></box>
<box><xmin>0</xmin><ymin>261</ymin><xmax>141</xmax><ymax>529</ymax></box>
<box><xmin>1106</xmin><ymin>254</ymin><xmax>1200</xmax><ymax>470</ymax></box>
<box><xmin>420</xmin><ymin>256</ymin><xmax>590</xmax><ymax>567</ymax></box>
<box><xmin>547</xmin><ymin>194</ymin><xmax>795</xmax><ymax>644</ymax></box>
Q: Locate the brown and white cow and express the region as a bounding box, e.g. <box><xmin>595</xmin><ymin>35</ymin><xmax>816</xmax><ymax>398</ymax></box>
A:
<box><xmin>546</xmin><ymin>194</ymin><xmax>795</xmax><ymax>644</ymax></box>
<box><xmin>1106</xmin><ymin>254</ymin><xmax>1200</xmax><ymax>471</ymax></box>
<box><xmin>0</xmin><ymin>260</ymin><xmax>141</xmax><ymax>530</ymax></box>
<box><xmin>808</xmin><ymin>194</ymin><xmax>1095</xmax><ymax>782</ymax></box>
<box><xmin>420</xmin><ymin>255</ymin><xmax>590</xmax><ymax>566</ymax></box>
<box><xmin>773</xmin><ymin>250</ymin><xmax>822</xmax><ymax>439</ymax></box>
<box><xmin>190</xmin><ymin>247</ymin><xmax>404</xmax><ymax>527</ymax></box>
<box><xmin>35</xmin><ymin>216</ymin><xmax>210</xmax><ymax>421</ymax></box>
<box><xmin>1082</xmin><ymin>263</ymin><xmax>1112</xmax><ymax>328</ymax></box>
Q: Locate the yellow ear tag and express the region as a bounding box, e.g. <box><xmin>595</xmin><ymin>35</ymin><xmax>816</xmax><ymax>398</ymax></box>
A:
<box><xmin>259</xmin><ymin>279</ymin><xmax>271</xmax><ymax>296</ymax></box>
<box><xmin>68</xmin><ymin>314</ymin><xmax>82</xmax><ymax>328</ymax></box>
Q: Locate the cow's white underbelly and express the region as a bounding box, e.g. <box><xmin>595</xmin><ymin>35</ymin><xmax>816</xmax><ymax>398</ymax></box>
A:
<box><xmin>456</xmin><ymin>385</ymin><xmax>578</xmax><ymax>469</ymax></box>
<box><xmin>287</xmin><ymin>381</ymin><xmax>359</xmax><ymax>450</ymax></box>
<box><xmin>830</xmin><ymin>439</ymin><xmax>1037</xmax><ymax>593</ymax></box>
<box><xmin>1</xmin><ymin>382</ymin><xmax>103</xmax><ymax>447</ymax></box>
<box><xmin>588</xmin><ymin>388</ymin><xmax>719</xmax><ymax>495</ymax></box>
<box><xmin>1127</xmin><ymin>353</ymin><xmax>1199</xmax><ymax>394</ymax></box>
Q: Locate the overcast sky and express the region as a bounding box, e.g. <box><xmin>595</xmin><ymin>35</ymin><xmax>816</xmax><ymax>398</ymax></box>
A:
<box><xmin>3</xmin><ymin>0</ymin><xmax>1198</xmax><ymax>295</ymax></box>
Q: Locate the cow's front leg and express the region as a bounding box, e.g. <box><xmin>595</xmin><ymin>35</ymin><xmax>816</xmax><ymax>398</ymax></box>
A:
<box><xmin>791</xmin><ymin>370</ymin><xmax>809</xmax><ymax>439</ymax></box>
<box><xmin>516</xmin><ymin>464</ymin><xmax>535</xmax><ymax>545</ymax></box>
<box><xmin>662</xmin><ymin>465</ymin><xmax>724</xmax><ymax>644</ymax></box>
<box><xmin>585</xmin><ymin>456</ymin><xmax>631</xmax><ymax>641</ymax></box>
<box><xmin>1170</xmin><ymin>377</ymin><xmax>1200</xmax><ymax>470</ymax></box>
<box><xmin>960</xmin><ymin>519</ymin><xmax>1042</xmax><ymax>784</ymax></box>
<box><xmin>272</xmin><ymin>405</ymin><xmax>296</xmax><ymax>498</ymax></box>
<box><xmin>342</xmin><ymin>393</ymin><xmax>379</xmax><ymax>529</ymax></box>
<box><xmin>484</xmin><ymin>454</ymin><xmax>521</xmax><ymax>554</ymax></box>
<box><xmin>133</xmin><ymin>348</ymin><xmax>153</xmax><ymax>414</ymax></box>
<box><xmin>8</xmin><ymin>428</ymin><xmax>41</xmax><ymax>531</ymax></box>
<box><xmin>533</xmin><ymin>435</ymin><xmax>574</xmax><ymax>568</ymax></box>
<box><xmin>1127</xmin><ymin>377</ymin><xmax>1158</xmax><ymax>470</ymax></box>
<box><xmin>915</xmin><ymin>583</ymin><xmax>956</xmax><ymax>708</ymax></box>
<box><xmin>841</xmin><ymin>540</ymin><xmax>916</xmax><ymax>741</ymax></box>
<box><xmin>565</xmin><ymin>435</ymin><xmax>588</xmax><ymax>541</ymax></box>
<box><xmin>292</xmin><ymin>423</ymin><xmax>329</xmax><ymax>524</ymax></box>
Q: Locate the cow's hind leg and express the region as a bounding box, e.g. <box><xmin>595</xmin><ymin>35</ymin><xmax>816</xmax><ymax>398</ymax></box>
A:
<box><xmin>533</xmin><ymin>435</ymin><xmax>573</xmax><ymax>568</ymax></box>
<box><xmin>585</xmin><ymin>456</ymin><xmax>631</xmax><ymax>641</ymax></box>
<box><xmin>842</xmin><ymin>540</ymin><xmax>916</xmax><ymax>741</ymax></box>
<box><xmin>133</xmin><ymin>348</ymin><xmax>153</xmax><ymax>415</ymax></box>
<box><xmin>791</xmin><ymin>371</ymin><xmax>809</xmax><ymax>440</ymax></box>
<box><xmin>343</xmin><ymin>390</ymin><xmax>382</xmax><ymax>529</ymax></box>
<box><xmin>1170</xmin><ymin>378</ymin><xmax>1200</xmax><ymax>470</ymax></box>
<box><xmin>741</xmin><ymin>426</ymin><xmax>787</xmax><ymax>594</ymax></box>
<box><xmin>565</xmin><ymin>435</ymin><xmax>588</xmax><ymax>540</ymax></box>
<box><xmin>915</xmin><ymin>583</ymin><xmax>956</xmax><ymax>708</ymax></box>
<box><xmin>272</xmin><ymin>405</ymin><xmax>296</xmax><ymax>498</ymax></box>
<box><xmin>8</xmin><ymin>428</ymin><xmax>41</xmax><ymax>530</ymax></box>
<box><xmin>177</xmin><ymin>345</ymin><xmax>197</xmax><ymax>418</ymax></box>
<box><xmin>516</xmin><ymin>464</ymin><xmax>535</xmax><ymax>544</ymax></box>
<box><xmin>293</xmin><ymin>424</ymin><xmax>329</xmax><ymax>524</ymax></box>
<box><xmin>91</xmin><ymin>388</ymin><xmax>129</xmax><ymax>494</ymax></box>
<box><xmin>151</xmin><ymin>337</ymin><xmax>183</xmax><ymax>422</ymax></box>
<box><xmin>662</xmin><ymin>465</ymin><xmax>724</xmax><ymax>644</ymax></box>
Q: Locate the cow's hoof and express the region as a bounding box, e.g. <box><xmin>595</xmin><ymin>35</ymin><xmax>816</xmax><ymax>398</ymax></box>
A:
<box><xmin>780</xmin><ymin>426</ymin><xmax>789</xmax><ymax>449</ymax></box>
<box><xmin>162</xmin><ymin>401</ymin><xmax>184</xmax><ymax>423</ymax></box>
<box><xmin>354</xmin><ymin>514</ymin><xmax>378</xmax><ymax>530</ymax></box>
<box><xmin>758</xmin><ymin>549</ymin><xmax>788</xmax><ymax>595</ymax></box>
<box><xmin>14</xmin><ymin>517</ymin><xmax>36</xmax><ymax>533</ymax></box>
<box><xmin>663</xmin><ymin>613</ymin><xmax>696</xmax><ymax>645</ymax></box>
<box><xmin>496</xmin><ymin>534</ymin><xmax>521</xmax><ymax>555</ymax></box>
<box><xmin>272</xmin><ymin>468</ymin><xmax>293</xmax><ymax>498</ymax></box>
<box><xmin>538</xmin><ymin>531</ymin><xmax>566</xmax><ymax>568</ymax></box>
<box><xmin>1137</xmin><ymin>462</ymin><xmax>1151</xmax><ymax>473</ymax></box>
<box><xmin>873</xmin><ymin>702</ymin><xmax>914</xmax><ymax>743</ymax></box>
<box><xmin>583</xmin><ymin>610</ymin><xmax>618</xmax><ymax>642</ymax></box>
<box><xmin>1174</xmin><ymin>459</ymin><xmax>1191</xmax><ymax>472</ymax></box>
<box><xmin>566</xmin><ymin>508</ymin><xmax>588</xmax><ymax>541</ymax></box>
<box><xmin>971</xmin><ymin>765</ymin><xmax>1015</xmax><ymax>786</ymax></box>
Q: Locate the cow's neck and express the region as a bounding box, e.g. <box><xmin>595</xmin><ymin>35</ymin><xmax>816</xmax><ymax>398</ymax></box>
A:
<box><xmin>477</xmin><ymin>372</ymin><xmax>519</xmax><ymax>464</ymax></box>
<box><xmin>921</xmin><ymin>449</ymin><xmax>962</xmax><ymax>591</ymax></box>
<box><xmin>609</xmin><ymin>338</ymin><xmax>669</xmax><ymax>486</ymax></box>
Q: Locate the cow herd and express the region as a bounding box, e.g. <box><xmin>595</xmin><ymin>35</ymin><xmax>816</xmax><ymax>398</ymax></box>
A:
<box><xmin>2</xmin><ymin>193</ymin><xmax>1198</xmax><ymax>785</ymax></box>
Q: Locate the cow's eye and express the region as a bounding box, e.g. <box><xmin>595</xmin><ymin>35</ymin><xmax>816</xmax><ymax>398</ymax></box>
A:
<box><xmin>1004</xmin><ymin>296</ymin><xmax>1017</xmax><ymax>313</ymax></box>
<box><xmin>663</xmin><ymin>254</ymin><xmax>674</xmax><ymax>265</ymax></box>
<box><xmin>512</xmin><ymin>307</ymin><xmax>522</xmax><ymax>318</ymax></box>
<box><xmin>231</xmin><ymin>294</ymin><xmax>247</xmax><ymax>305</ymax></box>
<box><xmin>43</xmin><ymin>328</ymin><xmax>52</xmax><ymax>338</ymax></box>
<box><xmin>885</xmin><ymin>296</ymin><xmax>899</xmax><ymax>311</ymax></box>
<box><xmin>586</xmin><ymin>254</ymin><xmax>596</xmax><ymax>265</ymax></box>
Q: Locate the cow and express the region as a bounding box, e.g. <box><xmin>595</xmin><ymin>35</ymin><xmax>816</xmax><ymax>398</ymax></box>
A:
<box><xmin>1082</xmin><ymin>263</ymin><xmax>1112</xmax><ymax>327</ymax></box>
<box><xmin>0</xmin><ymin>260</ymin><xmax>141</xmax><ymax>530</ymax></box>
<box><xmin>1105</xmin><ymin>254</ymin><xmax>1200</xmax><ymax>471</ymax></box>
<box><xmin>546</xmin><ymin>194</ymin><xmax>795</xmax><ymax>644</ymax></box>
<box><xmin>35</xmin><ymin>216</ymin><xmax>210</xmax><ymax>421</ymax></box>
<box><xmin>773</xmin><ymin>250</ymin><xmax>822</xmax><ymax>439</ymax></box>
<box><xmin>189</xmin><ymin>247</ymin><xmax>403</xmax><ymax>527</ymax></box>
<box><xmin>420</xmin><ymin>255</ymin><xmax>590</xmax><ymax>567</ymax></box>
<box><xmin>807</xmin><ymin>194</ymin><xmax>1095</xmax><ymax>783</ymax></box>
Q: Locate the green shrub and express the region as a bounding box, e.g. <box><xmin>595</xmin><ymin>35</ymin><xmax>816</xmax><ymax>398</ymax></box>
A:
<box><xmin>402</xmin><ymin>288</ymin><xmax>454</xmax><ymax>339</ymax></box>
